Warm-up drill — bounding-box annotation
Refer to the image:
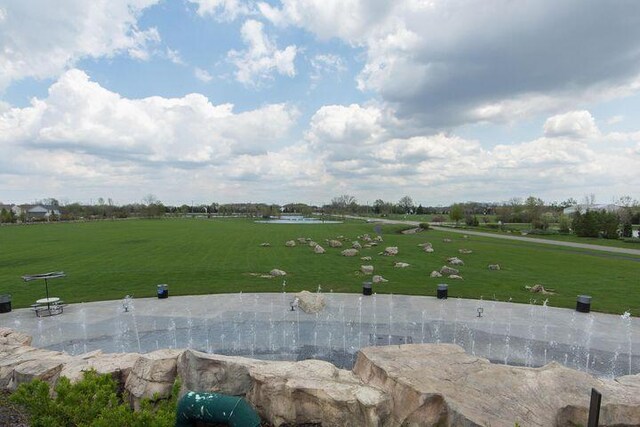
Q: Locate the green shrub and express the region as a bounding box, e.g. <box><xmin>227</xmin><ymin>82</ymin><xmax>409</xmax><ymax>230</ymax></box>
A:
<box><xmin>419</xmin><ymin>222</ymin><xmax>430</xmax><ymax>230</ymax></box>
<box><xmin>10</xmin><ymin>370</ymin><xmax>180</xmax><ymax>427</ymax></box>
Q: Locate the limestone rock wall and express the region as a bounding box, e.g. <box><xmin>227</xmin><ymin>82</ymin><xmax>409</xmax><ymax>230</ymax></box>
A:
<box><xmin>1</xmin><ymin>328</ymin><xmax>640</xmax><ymax>426</ymax></box>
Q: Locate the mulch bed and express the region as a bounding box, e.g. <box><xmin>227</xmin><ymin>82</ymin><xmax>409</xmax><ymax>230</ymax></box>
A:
<box><xmin>0</xmin><ymin>391</ymin><xmax>30</xmax><ymax>427</ymax></box>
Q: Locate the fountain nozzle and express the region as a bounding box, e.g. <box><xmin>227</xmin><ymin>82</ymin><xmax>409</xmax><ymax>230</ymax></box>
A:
<box><xmin>123</xmin><ymin>295</ymin><xmax>133</xmax><ymax>312</ymax></box>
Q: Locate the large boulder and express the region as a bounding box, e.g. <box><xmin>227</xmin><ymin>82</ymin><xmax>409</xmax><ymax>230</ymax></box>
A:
<box><xmin>248</xmin><ymin>359</ymin><xmax>391</xmax><ymax>426</ymax></box>
<box><xmin>314</xmin><ymin>245</ymin><xmax>325</xmax><ymax>254</ymax></box>
<box><xmin>177</xmin><ymin>350</ymin><xmax>392</xmax><ymax>426</ymax></box>
<box><xmin>61</xmin><ymin>351</ymin><xmax>141</xmax><ymax>385</ymax></box>
<box><xmin>353</xmin><ymin>344</ymin><xmax>640</xmax><ymax>427</ymax></box>
<box><xmin>341</xmin><ymin>249</ymin><xmax>359</xmax><ymax>257</ymax></box>
<box><xmin>177</xmin><ymin>350</ymin><xmax>259</xmax><ymax>396</ymax></box>
<box><xmin>295</xmin><ymin>290</ymin><xmax>326</xmax><ymax>314</ymax></box>
<box><xmin>125</xmin><ymin>349</ymin><xmax>182</xmax><ymax>410</ymax></box>
<box><xmin>0</xmin><ymin>328</ymin><xmax>32</xmax><ymax>346</ymax></box>
<box><xmin>0</xmin><ymin>342</ymin><xmax>72</xmax><ymax>390</ymax></box>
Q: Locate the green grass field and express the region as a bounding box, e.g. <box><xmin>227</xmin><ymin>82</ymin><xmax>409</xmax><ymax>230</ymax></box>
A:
<box><xmin>1</xmin><ymin>218</ymin><xmax>638</xmax><ymax>314</ymax></box>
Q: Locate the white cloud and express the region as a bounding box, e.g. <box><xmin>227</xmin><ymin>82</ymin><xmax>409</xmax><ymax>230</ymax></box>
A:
<box><xmin>0</xmin><ymin>69</ymin><xmax>299</xmax><ymax>189</ymax></box>
<box><xmin>227</xmin><ymin>20</ymin><xmax>297</xmax><ymax>85</ymax></box>
<box><xmin>300</xmin><ymin>104</ymin><xmax>640</xmax><ymax>202</ymax></box>
<box><xmin>261</xmin><ymin>0</ymin><xmax>640</xmax><ymax>127</ymax></box>
<box><xmin>0</xmin><ymin>0</ymin><xmax>161</xmax><ymax>90</ymax></box>
<box><xmin>188</xmin><ymin>0</ymin><xmax>251</xmax><ymax>21</ymax></box>
<box><xmin>543</xmin><ymin>111</ymin><xmax>599</xmax><ymax>139</ymax></box>
<box><xmin>307</xmin><ymin>104</ymin><xmax>384</xmax><ymax>147</ymax></box>
<box><xmin>310</xmin><ymin>54</ymin><xmax>346</xmax><ymax>83</ymax></box>
<box><xmin>258</xmin><ymin>0</ymin><xmax>393</xmax><ymax>42</ymax></box>
<box><xmin>1</xmin><ymin>77</ymin><xmax>638</xmax><ymax>204</ymax></box>
<box><xmin>606</xmin><ymin>115</ymin><xmax>624</xmax><ymax>125</ymax></box>
<box><xmin>126</xmin><ymin>27</ymin><xmax>162</xmax><ymax>60</ymax></box>
<box><xmin>194</xmin><ymin>67</ymin><xmax>213</xmax><ymax>82</ymax></box>
<box><xmin>166</xmin><ymin>47</ymin><xmax>185</xmax><ymax>65</ymax></box>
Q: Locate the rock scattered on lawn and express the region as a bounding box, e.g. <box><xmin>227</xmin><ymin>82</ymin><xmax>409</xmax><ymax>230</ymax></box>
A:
<box><xmin>308</xmin><ymin>240</ymin><xmax>318</xmax><ymax>247</ymax></box>
<box><xmin>361</xmin><ymin>256</ymin><xmax>372</xmax><ymax>261</ymax></box>
<box><xmin>430</xmin><ymin>271</ymin><xmax>443</xmax><ymax>278</ymax></box>
<box><xmin>401</xmin><ymin>227</ymin><xmax>421</xmax><ymax>234</ymax></box>
<box><xmin>443</xmin><ymin>238</ymin><xmax>452</xmax><ymax>243</ymax></box>
<box><xmin>342</xmin><ymin>249</ymin><xmax>359</xmax><ymax>257</ymax></box>
<box><xmin>394</xmin><ymin>262</ymin><xmax>410</xmax><ymax>268</ymax></box>
<box><xmin>270</xmin><ymin>269</ymin><xmax>287</xmax><ymax>277</ymax></box>
<box><xmin>328</xmin><ymin>239</ymin><xmax>343</xmax><ymax>248</ymax></box>
<box><xmin>440</xmin><ymin>266</ymin><xmax>459</xmax><ymax>276</ymax></box>
<box><xmin>526</xmin><ymin>284</ymin><xmax>555</xmax><ymax>295</ymax></box>
<box><xmin>447</xmin><ymin>257</ymin><xmax>465</xmax><ymax>266</ymax></box>
<box><xmin>361</xmin><ymin>265</ymin><xmax>374</xmax><ymax>274</ymax></box>
<box><xmin>314</xmin><ymin>245</ymin><xmax>325</xmax><ymax>254</ymax></box>
<box><xmin>459</xmin><ymin>249</ymin><xmax>473</xmax><ymax>254</ymax></box>
<box><xmin>449</xmin><ymin>274</ymin><xmax>464</xmax><ymax>280</ymax></box>
<box><xmin>260</xmin><ymin>242</ymin><xmax>271</xmax><ymax>247</ymax></box>
<box><xmin>383</xmin><ymin>247</ymin><xmax>398</xmax><ymax>256</ymax></box>
<box><xmin>352</xmin><ymin>241</ymin><xmax>362</xmax><ymax>249</ymax></box>
<box><xmin>285</xmin><ymin>240</ymin><xmax>296</xmax><ymax>247</ymax></box>
<box><xmin>488</xmin><ymin>264</ymin><xmax>501</xmax><ymax>270</ymax></box>
<box><xmin>373</xmin><ymin>275</ymin><xmax>388</xmax><ymax>283</ymax></box>
<box><xmin>297</xmin><ymin>237</ymin><xmax>307</xmax><ymax>244</ymax></box>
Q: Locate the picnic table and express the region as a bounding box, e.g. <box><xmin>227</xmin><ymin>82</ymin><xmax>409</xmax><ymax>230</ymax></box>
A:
<box><xmin>31</xmin><ymin>297</ymin><xmax>65</xmax><ymax>317</ymax></box>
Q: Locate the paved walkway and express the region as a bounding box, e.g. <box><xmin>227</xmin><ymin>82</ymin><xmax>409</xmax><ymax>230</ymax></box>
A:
<box><xmin>350</xmin><ymin>216</ymin><xmax>640</xmax><ymax>256</ymax></box>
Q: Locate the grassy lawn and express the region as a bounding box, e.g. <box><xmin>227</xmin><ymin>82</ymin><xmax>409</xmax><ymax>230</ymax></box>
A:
<box><xmin>0</xmin><ymin>218</ymin><xmax>638</xmax><ymax>314</ymax></box>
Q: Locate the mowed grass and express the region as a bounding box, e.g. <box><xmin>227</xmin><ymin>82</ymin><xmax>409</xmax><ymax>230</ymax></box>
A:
<box><xmin>0</xmin><ymin>218</ymin><xmax>638</xmax><ymax>314</ymax></box>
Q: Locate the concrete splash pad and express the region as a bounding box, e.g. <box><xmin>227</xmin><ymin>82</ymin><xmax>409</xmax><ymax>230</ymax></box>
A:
<box><xmin>3</xmin><ymin>293</ymin><xmax>638</xmax><ymax>378</ymax></box>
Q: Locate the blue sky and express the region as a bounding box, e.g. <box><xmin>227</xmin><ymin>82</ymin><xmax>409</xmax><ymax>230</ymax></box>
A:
<box><xmin>1</xmin><ymin>0</ymin><xmax>639</xmax><ymax>206</ymax></box>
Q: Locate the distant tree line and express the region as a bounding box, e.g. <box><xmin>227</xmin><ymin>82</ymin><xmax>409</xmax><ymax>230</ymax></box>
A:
<box><xmin>2</xmin><ymin>194</ymin><xmax>638</xmax><ymax>241</ymax></box>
